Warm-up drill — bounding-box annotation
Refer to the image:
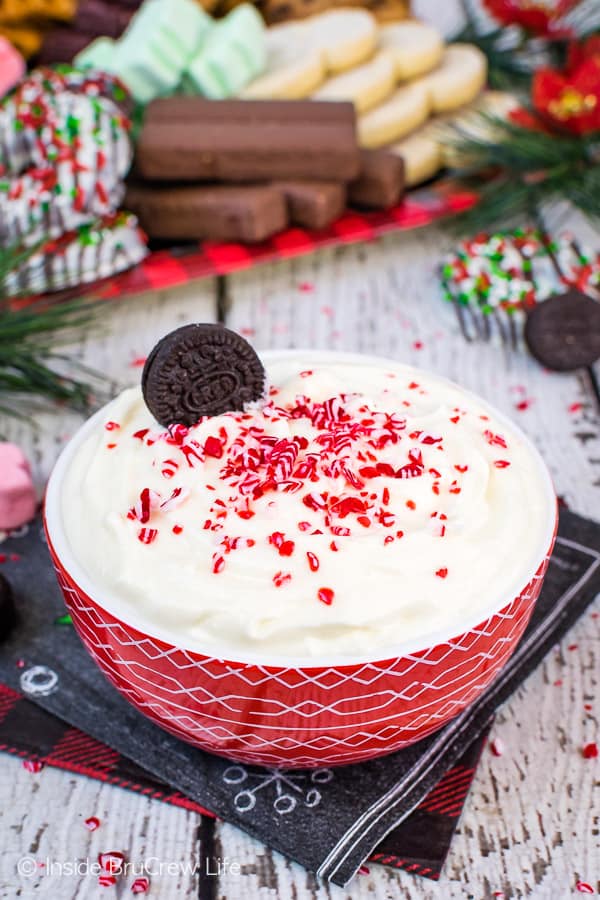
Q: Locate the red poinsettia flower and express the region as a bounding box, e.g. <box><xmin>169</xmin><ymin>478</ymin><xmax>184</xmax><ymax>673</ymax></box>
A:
<box><xmin>533</xmin><ymin>57</ymin><xmax>600</xmax><ymax>134</ymax></box>
<box><xmin>566</xmin><ymin>35</ymin><xmax>600</xmax><ymax>73</ymax></box>
<box><xmin>483</xmin><ymin>0</ymin><xmax>580</xmax><ymax>35</ymax></box>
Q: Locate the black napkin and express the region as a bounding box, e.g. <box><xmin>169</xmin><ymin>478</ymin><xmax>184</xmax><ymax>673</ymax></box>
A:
<box><xmin>0</xmin><ymin>682</ymin><xmax>488</xmax><ymax>883</ymax></box>
<box><xmin>0</xmin><ymin>508</ymin><xmax>598</xmax><ymax>887</ymax></box>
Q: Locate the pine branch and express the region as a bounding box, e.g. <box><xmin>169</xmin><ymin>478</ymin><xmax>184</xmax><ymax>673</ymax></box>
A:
<box><xmin>451</xmin><ymin>23</ymin><xmax>532</xmax><ymax>90</ymax></box>
<box><xmin>450</xmin><ymin>22</ymin><xmax>567</xmax><ymax>92</ymax></box>
<box><xmin>445</xmin><ymin>114</ymin><xmax>600</xmax><ymax>233</ymax></box>
<box><xmin>0</xmin><ymin>243</ymin><xmax>104</xmax><ymax>419</ymax></box>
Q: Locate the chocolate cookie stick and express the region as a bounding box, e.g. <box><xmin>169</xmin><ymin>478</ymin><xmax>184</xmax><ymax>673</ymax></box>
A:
<box><xmin>125</xmin><ymin>183</ymin><xmax>288</xmax><ymax>243</ymax></box>
<box><xmin>277</xmin><ymin>181</ymin><xmax>346</xmax><ymax>229</ymax></box>
<box><xmin>348</xmin><ymin>148</ymin><xmax>405</xmax><ymax>209</ymax></box>
<box><xmin>135</xmin><ymin>98</ymin><xmax>361</xmax><ymax>183</ymax></box>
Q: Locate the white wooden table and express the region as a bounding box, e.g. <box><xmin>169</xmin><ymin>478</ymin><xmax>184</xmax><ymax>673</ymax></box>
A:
<box><xmin>1</xmin><ymin>213</ymin><xmax>599</xmax><ymax>900</ymax></box>
<box><xmin>1</xmin><ymin>2</ymin><xmax>599</xmax><ymax>894</ymax></box>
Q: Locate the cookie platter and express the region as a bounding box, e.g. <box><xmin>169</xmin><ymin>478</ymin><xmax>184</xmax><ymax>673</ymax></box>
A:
<box><xmin>0</xmin><ymin>1</ymin><xmax>488</xmax><ymax>299</ymax></box>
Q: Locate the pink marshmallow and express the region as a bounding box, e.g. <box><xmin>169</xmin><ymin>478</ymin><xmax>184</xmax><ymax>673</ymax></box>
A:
<box><xmin>0</xmin><ymin>37</ymin><xmax>25</xmax><ymax>99</ymax></box>
<box><xmin>0</xmin><ymin>442</ymin><xmax>37</xmax><ymax>530</ymax></box>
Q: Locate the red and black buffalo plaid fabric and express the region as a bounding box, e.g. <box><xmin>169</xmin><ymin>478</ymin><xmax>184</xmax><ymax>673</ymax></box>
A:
<box><xmin>24</xmin><ymin>186</ymin><xmax>473</xmax><ymax>306</ymax></box>
<box><xmin>0</xmin><ymin>680</ymin><xmax>486</xmax><ymax>880</ymax></box>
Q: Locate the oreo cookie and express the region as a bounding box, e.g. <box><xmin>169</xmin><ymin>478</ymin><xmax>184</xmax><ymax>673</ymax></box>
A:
<box><xmin>0</xmin><ymin>572</ymin><xmax>16</xmax><ymax>643</ymax></box>
<box><xmin>524</xmin><ymin>289</ymin><xmax>600</xmax><ymax>372</ymax></box>
<box><xmin>142</xmin><ymin>324</ymin><xmax>266</xmax><ymax>427</ymax></box>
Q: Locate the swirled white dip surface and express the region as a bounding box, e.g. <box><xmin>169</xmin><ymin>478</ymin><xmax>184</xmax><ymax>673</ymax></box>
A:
<box><xmin>58</xmin><ymin>352</ymin><xmax>555</xmax><ymax>659</ymax></box>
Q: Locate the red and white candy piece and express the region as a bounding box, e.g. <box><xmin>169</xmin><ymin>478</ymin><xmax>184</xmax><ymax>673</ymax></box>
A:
<box><xmin>98</xmin><ymin>851</ymin><xmax>125</xmax><ymax>874</ymax></box>
<box><xmin>131</xmin><ymin>876</ymin><xmax>150</xmax><ymax>894</ymax></box>
<box><xmin>489</xmin><ymin>737</ymin><xmax>505</xmax><ymax>757</ymax></box>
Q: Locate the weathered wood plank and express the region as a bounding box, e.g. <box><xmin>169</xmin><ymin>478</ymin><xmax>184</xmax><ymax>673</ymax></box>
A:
<box><xmin>220</xmin><ymin>224</ymin><xmax>600</xmax><ymax>899</ymax></box>
<box><xmin>0</xmin><ymin>280</ymin><xmax>217</xmax><ymax>492</ymax></box>
<box><xmin>3</xmin><ymin>212</ymin><xmax>600</xmax><ymax>899</ymax></box>
<box><xmin>1</xmin><ymin>279</ymin><xmax>217</xmax><ymax>899</ymax></box>
<box><xmin>0</xmin><ymin>754</ymin><xmax>202</xmax><ymax>898</ymax></box>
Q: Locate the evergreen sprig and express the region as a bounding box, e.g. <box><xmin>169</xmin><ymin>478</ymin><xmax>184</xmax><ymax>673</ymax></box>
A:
<box><xmin>451</xmin><ymin>21</ymin><xmax>564</xmax><ymax>92</ymax></box>
<box><xmin>446</xmin><ymin>114</ymin><xmax>600</xmax><ymax>233</ymax></box>
<box><xmin>0</xmin><ymin>243</ymin><xmax>102</xmax><ymax>421</ymax></box>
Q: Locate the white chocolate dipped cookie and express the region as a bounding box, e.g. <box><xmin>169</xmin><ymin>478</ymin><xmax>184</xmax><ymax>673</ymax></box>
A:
<box><xmin>241</xmin><ymin>21</ymin><xmax>325</xmax><ymax>99</ymax></box>
<box><xmin>379</xmin><ymin>20</ymin><xmax>443</xmax><ymax>81</ymax></box>
<box><xmin>358</xmin><ymin>80</ymin><xmax>431</xmax><ymax>148</ymax></box>
<box><xmin>419</xmin><ymin>43</ymin><xmax>487</xmax><ymax>113</ymax></box>
<box><xmin>312</xmin><ymin>49</ymin><xmax>395</xmax><ymax>114</ymax></box>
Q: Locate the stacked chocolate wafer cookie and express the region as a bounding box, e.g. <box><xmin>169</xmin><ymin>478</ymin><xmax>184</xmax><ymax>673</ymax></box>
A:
<box><xmin>126</xmin><ymin>97</ymin><xmax>406</xmax><ymax>241</ymax></box>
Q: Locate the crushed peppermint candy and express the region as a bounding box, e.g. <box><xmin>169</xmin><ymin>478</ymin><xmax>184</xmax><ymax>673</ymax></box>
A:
<box><xmin>98</xmin><ymin>851</ymin><xmax>125</xmax><ymax>874</ymax></box>
<box><xmin>489</xmin><ymin>737</ymin><xmax>505</xmax><ymax>757</ymax></box>
<box><xmin>318</xmin><ymin>587</ymin><xmax>335</xmax><ymax>605</ymax></box>
<box><xmin>115</xmin><ymin>381</ymin><xmax>519</xmax><ymax>608</ymax></box>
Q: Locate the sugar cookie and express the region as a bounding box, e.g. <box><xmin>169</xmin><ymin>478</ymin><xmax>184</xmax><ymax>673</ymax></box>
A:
<box><xmin>358</xmin><ymin>80</ymin><xmax>431</xmax><ymax>148</ymax></box>
<box><xmin>388</xmin><ymin>131</ymin><xmax>442</xmax><ymax>186</ymax></box>
<box><xmin>379</xmin><ymin>20</ymin><xmax>443</xmax><ymax>81</ymax></box>
<box><xmin>419</xmin><ymin>43</ymin><xmax>487</xmax><ymax>113</ymax></box>
<box><xmin>241</xmin><ymin>22</ymin><xmax>325</xmax><ymax>99</ymax></box>
<box><xmin>309</xmin><ymin>8</ymin><xmax>377</xmax><ymax>73</ymax></box>
<box><xmin>312</xmin><ymin>49</ymin><xmax>395</xmax><ymax>114</ymax></box>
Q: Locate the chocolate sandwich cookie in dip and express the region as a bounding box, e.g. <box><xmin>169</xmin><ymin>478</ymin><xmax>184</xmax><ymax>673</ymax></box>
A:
<box><xmin>55</xmin><ymin>328</ymin><xmax>556</xmax><ymax>660</ymax></box>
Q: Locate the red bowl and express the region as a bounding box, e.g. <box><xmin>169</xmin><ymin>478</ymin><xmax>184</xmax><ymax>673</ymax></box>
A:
<box><xmin>44</xmin><ymin>353</ymin><xmax>558</xmax><ymax>768</ymax></box>
<box><xmin>44</xmin><ymin>524</ymin><xmax>555</xmax><ymax>768</ymax></box>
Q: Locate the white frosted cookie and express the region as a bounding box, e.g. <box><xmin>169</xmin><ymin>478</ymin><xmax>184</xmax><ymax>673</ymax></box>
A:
<box><xmin>309</xmin><ymin>8</ymin><xmax>378</xmax><ymax>73</ymax></box>
<box><xmin>379</xmin><ymin>20</ymin><xmax>443</xmax><ymax>81</ymax></box>
<box><xmin>358</xmin><ymin>80</ymin><xmax>431</xmax><ymax>148</ymax></box>
<box><xmin>312</xmin><ymin>49</ymin><xmax>395</xmax><ymax>114</ymax></box>
<box><xmin>388</xmin><ymin>89</ymin><xmax>513</xmax><ymax>184</ymax></box>
<box><xmin>241</xmin><ymin>21</ymin><xmax>325</xmax><ymax>99</ymax></box>
<box><xmin>419</xmin><ymin>43</ymin><xmax>487</xmax><ymax>112</ymax></box>
<box><xmin>388</xmin><ymin>131</ymin><xmax>442</xmax><ymax>186</ymax></box>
